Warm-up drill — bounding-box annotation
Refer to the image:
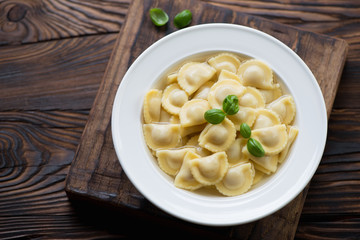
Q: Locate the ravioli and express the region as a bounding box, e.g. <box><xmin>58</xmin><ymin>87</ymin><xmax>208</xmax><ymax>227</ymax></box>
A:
<box><xmin>199</xmin><ymin>118</ymin><xmax>236</xmax><ymax>152</ymax></box>
<box><xmin>177</xmin><ymin>62</ymin><xmax>216</xmax><ymax>95</ymax></box>
<box><xmin>278</xmin><ymin>126</ymin><xmax>299</xmax><ymax>163</ymax></box>
<box><xmin>156</xmin><ymin>148</ymin><xmax>196</xmax><ymax>176</ymax></box>
<box><xmin>259</xmin><ymin>86</ymin><xmax>282</xmax><ymax>104</ymax></box>
<box><xmin>190</xmin><ymin>152</ymin><xmax>229</xmax><ymax>185</ymax></box>
<box><xmin>185</xmin><ymin>134</ymin><xmax>212</xmax><ymax>157</ymax></box>
<box><xmin>238</xmin><ymin>59</ymin><xmax>278</xmax><ymax>89</ymax></box>
<box><xmin>179</xmin><ymin>99</ymin><xmax>210</xmax><ymax>127</ymax></box>
<box><xmin>252</xmin><ymin>109</ymin><xmax>281</xmax><ymax>130</ymax></box>
<box><xmin>162</xmin><ymin>83</ymin><xmax>188</xmax><ymax>115</ymax></box>
<box><xmin>243</xmin><ymin>146</ymin><xmax>279</xmax><ymax>173</ymax></box>
<box><xmin>143</xmin><ymin>124</ymin><xmax>181</xmax><ymax>150</ymax></box>
<box><xmin>166</xmin><ymin>72</ymin><xmax>178</xmax><ymax>85</ymax></box>
<box><xmin>207</xmin><ymin>79</ymin><xmax>246</xmax><ymax>109</ymax></box>
<box><xmin>174</xmin><ymin>151</ymin><xmax>203</xmax><ymax>190</ymax></box>
<box><xmin>227</xmin><ymin>107</ymin><xmax>257</xmax><ymax>129</ymax></box>
<box><xmin>192</xmin><ymin>81</ymin><xmax>215</xmax><ymax>100</ymax></box>
<box><xmin>143</xmin><ymin>89</ymin><xmax>162</xmax><ymax>124</ymax></box>
<box><xmin>226</xmin><ymin>138</ymin><xmax>249</xmax><ymax>166</ymax></box>
<box><xmin>267</xmin><ymin>95</ymin><xmax>296</xmax><ymax>124</ymax></box>
<box><xmin>208</xmin><ymin>53</ymin><xmax>241</xmax><ymax>74</ymax></box>
<box><xmin>215</xmin><ymin>162</ymin><xmax>255</xmax><ymax>196</ymax></box>
<box><xmin>251</xmin><ymin>124</ymin><xmax>288</xmax><ymax>155</ymax></box>
<box><xmin>218</xmin><ymin>69</ymin><xmax>241</xmax><ymax>82</ymax></box>
<box><xmin>238</xmin><ymin>87</ymin><xmax>265</xmax><ymax>109</ymax></box>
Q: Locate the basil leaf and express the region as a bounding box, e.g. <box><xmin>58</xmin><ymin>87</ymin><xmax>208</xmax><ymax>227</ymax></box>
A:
<box><xmin>247</xmin><ymin>138</ymin><xmax>265</xmax><ymax>157</ymax></box>
<box><xmin>204</xmin><ymin>109</ymin><xmax>226</xmax><ymax>124</ymax></box>
<box><xmin>174</xmin><ymin>9</ymin><xmax>192</xmax><ymax>29</ymax></box>
<box><xmin>149</xmin><ymin>8</ymin><xmax>169</xmax><ymax>27</ymax></box>
<box><xmin>222</xmin><ymin>95</ymin><xmax>239</xmax><ymax>115</ymax></box>
<box><xmin>240</xmin><ymin>123</ymin><xmax>251</xmax><ymax>138</ymax></box>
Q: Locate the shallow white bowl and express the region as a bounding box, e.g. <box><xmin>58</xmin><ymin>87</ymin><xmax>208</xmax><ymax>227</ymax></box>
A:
<box><xmin>111</xmin><ymin>23</ymin><xmax>327</xmax><ymax>226</ymax></box>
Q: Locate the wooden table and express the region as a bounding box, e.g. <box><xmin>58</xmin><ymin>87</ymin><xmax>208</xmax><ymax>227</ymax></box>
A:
<box><xmin>0</xmin><ymin>0</ymin><xmax>359</xmax><ymax>239</ymax></box>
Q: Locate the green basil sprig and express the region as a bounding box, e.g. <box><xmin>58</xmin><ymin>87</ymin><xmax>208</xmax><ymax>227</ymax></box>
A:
<box><xmin>204</xmin><ymin>95</ymin><xmax>239</xmax><ymax>124</ymax></box>
<box><xmin>247</xmin><ymin>138</ymin><xmax>265</xmax><ymax>157</ymax></box>
<box><xmin>149</xmin><ymin>8</ymin><xmax>169</xmax><ymax>27</ymax></box>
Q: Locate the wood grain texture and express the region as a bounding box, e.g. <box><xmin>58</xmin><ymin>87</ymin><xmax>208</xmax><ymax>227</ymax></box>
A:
<box><xmin>0</xmin><ymin>111</ymin><xmax>86</xmax><ymax>219</ymax></box>
<box><xmin>0</xmin><ymin>0</ymin><xmax>359</xmax><ymax>239</ymax></box>
<box><xmin>65</xmin><ymin>0</ymin><xmax>347</xmax><ymax>239</ymax></box>
<box><xmin>203</xmin><ymin>0</ymin><xmax>360</xmax><ymax>110</ymax></box>
<box><xmin>0</xmin><ymin>0</ymin><xmax>129</xmax><ymax>45</ymax></box>
<box><xmin>0</xmin><ymin>33</ymin><xmax>117</xmax><ymax>111</ymax></box>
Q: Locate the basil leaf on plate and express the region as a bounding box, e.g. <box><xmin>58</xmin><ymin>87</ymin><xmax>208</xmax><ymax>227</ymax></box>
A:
<box><xmin>204</xmin><ymin>109</ymin><xmax>226</xmax><ymax>124</ymax></box>
<box><xmin>222</xmin><ymin>95</ymin><xmax>239</xmax><ymax>115</ymax></box>
<box><xmin>247</xmin><ymin>138</ymin><xmax>265</xmax><ymax>157</ymax></box>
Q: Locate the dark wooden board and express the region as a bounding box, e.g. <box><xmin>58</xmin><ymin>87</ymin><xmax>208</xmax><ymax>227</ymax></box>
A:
<box><xmin>65</xmin><ymin>0</ymin><xmax>348</xmax><ymax>239</ymax></box>
<box><xmin>0</xmin><ymin>34</ymin><xmax>117</xmax><ymax>111</ymax></box>
<box><xmin>0</xmin><ymin>0</ymin><xmax>129</xmax><ymax>45</ymax></box>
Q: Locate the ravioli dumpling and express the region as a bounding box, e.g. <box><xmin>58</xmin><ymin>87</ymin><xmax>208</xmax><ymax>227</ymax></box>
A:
<box><xmin>227</xmin><ymin>107</ymin><xmax>257</xmax><ymax>129</ymax></box>
<box><xmin>156</xmin><ymin>148</ymin><xmax>196</xmax><ymax>176</ymax></box>
<box><xmin>185</xmin><ymin>134</ymin><xmax>212</xmax><ymax>157</ymax></box>
<box><xmin>251</xmin><ymin>124</ymin><xmax>288</xmax><ymax>155</ymax></box>
<box><xmin>279</xmin><ymin>126</ymin><xmax>299</xmax><ymax>163</ymax></box>
<box><xmin>252</xmin><ymin>169</ymin><xmax>265</xmax><ymax>185</ymax></box>
<box><xmin>226</xmin><ymin>138</ymin><xmax>249</xmax><ymax>166</ymax></box>
<box><xmin>252</xmin><ymin>161</ymin><xmax>272</xmax><ymax>175</ymax></box>
<box><xmin>143</xmin><ymin>124</ymin><xmax>181</xmax><ymax>150</ymax></box>
<box><xmin>190</xmin><ymin>152</ymin><xmax>228</xmax><ymax>185</ymax></box>
<box><xmin>252</xmin><ymin>109</ymin><xmax>281</xmax><ymax>130</ymax></box>
<box><xmin>208</xmin><ymin>53</ymin><xmax>241</xmax><ymax>74</ymax></box>
<box><xmin>259</xmin><ymin>86</ymin><xmax>282</xmax><ymax>104</ymax></box>
<box><xmin>179</xmin><ymin>99</ymin><xmax>210</xmax><ymax>127</ymax></box>
<box><xmin>174</xmin><ymin>151</ymin><xmax>203</xmax><ymax>190</ymax></box>
<box><xmin>177</xmin><ymin>62</ymin><xmax>216</xmax><ymax>95</ymax></box>
<box><xmin>158</xmin><ymin>106</ymin><xmax>173</xmax><ymax>123</ymax></box>
<box><xmin>199</xmin><ymin>118</ymin><xmax>236</xmax><ymax>152</ymax></box>
<box><xmin>166</xmin><ymin>72</ymin><xmax>178</xmax><ymax>85</ymax></box>
<box><xmin>143</xmin><ymin>89</ymin><xmax>162</xmax><ymax>123</ymax></box>
<box><xmin>238</xmin><ymin>87</ymin><xmax>265</xmax><ymax>108</ymax></box>
<box><xmin>215</xmin><ymin>162</ymin><xmax>255</xmax><ymax>196</ymax></box>
<box><xmin>192</xmin><ymin>81</ymin><xmax>214</xmax><ymax>100</ymax></box>
<box><xmin>180</xmin><ymin>124</ymin><xmax>207</xmax><ymax>138</ymax></box>
<box><xmin>243</xmin><ymin>147</ymin><xmax>279</xmax><ymax>173</ymax></box>
<box><xmin>207</xmin><ymin>79</ymin><xmax>245</xmax><ymax>109</ymax></box>
<box><xmin>238</xmin><ymin>59</ymin><xmax>277</xmax><ymax>89</ymax></box>
<box><xmin>267</xmin><ymin>95</ymin><xmax>296</xmax><ymax>124</ymax></box>
<box><xmin>161</xmin><ymin>83</ymin><xmax>188</xmax><ymax>115</ymax></box>
<box><xmin>218</xmin><ymin>69</ymin><xmax>241</xmax><ymax>83</ymax></box>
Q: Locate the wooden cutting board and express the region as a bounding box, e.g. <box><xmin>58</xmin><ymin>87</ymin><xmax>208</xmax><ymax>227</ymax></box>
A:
<box><xmin>65</xmin><ymin>0</ymin><xmax>348</xmax><ymax>238</ymax></box>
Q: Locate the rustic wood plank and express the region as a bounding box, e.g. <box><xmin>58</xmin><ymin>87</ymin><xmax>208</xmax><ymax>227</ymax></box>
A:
<box><xmin>296</xmin><ymin>217</ymin><xmax>360</xmax><ymax>240</ymax></box>
<box><xmin>0</xmin><ymin>109</ymin><xmax>227</xmax><ymax>239</ymax></box>
<box><xmin>0</xmin><ymin>110</ymin><xmax>358</xmax><ymax>239</ymax></box>
<box><xmin>65</xmin><ymin>0</ymin><xmax>347</xmax><ymax>239</ymax></box>
<box><xmin>0</xmin><ymin>0</ymin><xmax>129</xmax><ymax>45</ymax></box>
<box><xmin>203</xmin><ymin>0</ymin><xmax>360</xmax><ymax>110</ymax></box>
<box><xmin>0</xmin><ymin>34</ymin><xmax>117</xmax><ymax>111</ymax></box>
<box><xmin>324</xmin><ymin>109</ymin><xmax>360</xmax><ymax>156</ymax></box>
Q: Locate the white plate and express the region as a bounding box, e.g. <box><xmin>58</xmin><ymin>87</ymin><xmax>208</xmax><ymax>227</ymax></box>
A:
<box><xmin>111</xmin><ymin>23</ymin><xmax>327</xmax><ymax>226</ymax></box>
